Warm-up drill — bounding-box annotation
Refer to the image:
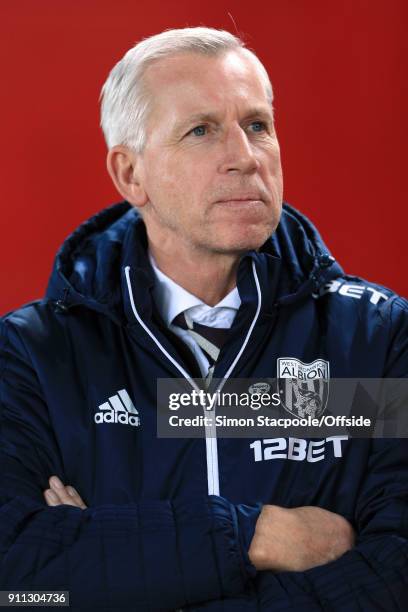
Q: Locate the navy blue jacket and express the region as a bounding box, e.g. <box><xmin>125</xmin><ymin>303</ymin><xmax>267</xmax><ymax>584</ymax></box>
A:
<box><xmin>1</xmin><ymin>202</ymin><xmax>407</xmax><ymax>611</ymax></box>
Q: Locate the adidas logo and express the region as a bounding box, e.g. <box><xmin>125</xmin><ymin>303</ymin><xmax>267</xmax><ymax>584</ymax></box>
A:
<box><xmin>95</xmin><ymin>389</ymin><xmax>140</xmax><ymax>427</ymax></box>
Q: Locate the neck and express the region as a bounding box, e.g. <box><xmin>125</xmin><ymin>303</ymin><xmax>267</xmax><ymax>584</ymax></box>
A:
<box><xmin>147</xmin><ymin>239</ymin><xmax>242</xmax><ymax>307</ymax></box>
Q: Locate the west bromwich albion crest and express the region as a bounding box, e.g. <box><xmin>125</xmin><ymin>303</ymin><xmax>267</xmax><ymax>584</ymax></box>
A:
<box><xmin>277</xmin><ymin>358</ymin><xmax>330</xmax><ymax>418</ymax></box>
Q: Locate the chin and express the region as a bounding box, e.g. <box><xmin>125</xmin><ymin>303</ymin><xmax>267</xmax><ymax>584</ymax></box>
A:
<box><xmin>214</xmin><ymin>224</ymin><xmax>275</xmax><ymax>253</ymax></box>
<box><xmin>210</xmin><ymin>234</ymin><xmax>271</xmax><ymax>255</ymax></box>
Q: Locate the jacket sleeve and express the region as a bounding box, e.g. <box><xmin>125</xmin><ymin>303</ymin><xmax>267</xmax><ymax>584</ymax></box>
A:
<box><xmin>254</xmin><ymin>438</ymin><xmax>408</xmax><ymax>611</ymax></box>
<box><xmin>0</xmin><ymin>317</ymin><xmax>260</xmax><ymax>610</ymax></box>
<box><xmin>186</xmin><ymin>439</ymin><xmax>408</xmax><ymax>611</ymax></box>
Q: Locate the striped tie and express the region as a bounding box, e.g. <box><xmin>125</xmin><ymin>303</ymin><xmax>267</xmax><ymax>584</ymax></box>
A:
<box><xmin>172</xmin><ymin>311</ymin><xmax>230</xmax><ymax>367</ymax></box>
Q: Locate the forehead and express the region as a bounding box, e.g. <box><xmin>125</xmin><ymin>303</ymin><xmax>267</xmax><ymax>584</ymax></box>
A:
<box><xmin>142</xmin><ymin>50</ymin><xmax>271</xmax><ymax>129</ymax></box>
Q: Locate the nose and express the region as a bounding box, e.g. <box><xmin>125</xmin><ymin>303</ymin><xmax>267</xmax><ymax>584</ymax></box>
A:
<box><xmin>218</xmin><ymin>125</ymin><xmax>260</xmax><ymax>175</ymax></box>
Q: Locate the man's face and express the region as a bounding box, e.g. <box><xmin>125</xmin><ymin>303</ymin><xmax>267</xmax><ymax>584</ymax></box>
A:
<box><xmin>137</xmin><ymin>49</ymin><xmax>283</xmax><ymax>255</ymax></box>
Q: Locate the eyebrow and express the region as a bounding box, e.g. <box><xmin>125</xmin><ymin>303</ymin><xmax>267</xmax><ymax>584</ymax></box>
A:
<box><xmin>173</xmin><ymin>107</ymin><xmax>274</xmax><ymax>134</ymax></box>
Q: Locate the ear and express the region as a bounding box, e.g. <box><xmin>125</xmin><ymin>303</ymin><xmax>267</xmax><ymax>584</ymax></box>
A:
<box><xmin>106</xmin><ymin>145</ymin><xmax>148</xmax><ymax>208</ymax></box>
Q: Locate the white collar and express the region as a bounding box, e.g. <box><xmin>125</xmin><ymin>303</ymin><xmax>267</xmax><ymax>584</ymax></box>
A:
<box><xmin>148</xmin><ymin>252</ymin><xmax>241</xmax><ymax>327</ymax></box>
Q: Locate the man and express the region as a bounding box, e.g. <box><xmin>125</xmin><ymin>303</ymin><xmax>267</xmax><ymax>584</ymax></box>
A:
<box><xmin>0</xmin><ymin>26</ymin><xmax>407</xmax><ymax>611</ymax></box>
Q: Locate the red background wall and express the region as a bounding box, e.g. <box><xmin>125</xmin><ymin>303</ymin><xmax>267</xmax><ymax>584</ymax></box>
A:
<box><xmin>1</xmin><ymin>0</ymin><xmax>406</xmax><ymax>314</ymax></box>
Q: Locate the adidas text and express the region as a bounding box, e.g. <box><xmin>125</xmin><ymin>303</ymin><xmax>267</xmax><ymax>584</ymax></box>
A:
<box><xmin>95</xmin><ymin>411</ymin><xmax>140</xmax><ymax>426</ymax></box>
<box><xmin>95</xmin><ymin>389</ymin><xmax>140</xmax><ymax>427</ymax></box>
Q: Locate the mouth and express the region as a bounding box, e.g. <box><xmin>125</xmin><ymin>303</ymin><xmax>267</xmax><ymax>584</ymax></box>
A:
<box><xmin>215</xmin><ymin>196</ymin><xmax>264</xmax><ymax>206</ymax></box>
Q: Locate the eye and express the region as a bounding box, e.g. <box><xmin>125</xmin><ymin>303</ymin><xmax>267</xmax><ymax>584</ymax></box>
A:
<box><xmin>189</xmin><ymin>125</ymin><xmax>207</xmax><ymax>137</ymax></box>
<box><xmin>249</xmin><ymin>121</ymin><xmax>267</xmax><ymax>133</ymax></box>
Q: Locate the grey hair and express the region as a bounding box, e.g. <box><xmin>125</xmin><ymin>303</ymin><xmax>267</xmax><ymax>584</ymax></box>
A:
<box><xmin>100</xmin><ymin>26</ymin><xmax>273</xmax><ymax>152</ymax></box>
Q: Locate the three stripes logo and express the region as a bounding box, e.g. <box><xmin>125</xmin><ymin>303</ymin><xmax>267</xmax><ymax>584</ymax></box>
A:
<box><xmin>94</xmin><ymin>389</ymin><xmax>140</xmax><ymax>427</ymax></box>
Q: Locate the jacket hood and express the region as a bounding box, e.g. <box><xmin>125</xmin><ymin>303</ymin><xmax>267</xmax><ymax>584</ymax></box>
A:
<box><xmin>46</xmin><ymin>201</ymin><xmax>343</xmax><ymax>323</ymax></box>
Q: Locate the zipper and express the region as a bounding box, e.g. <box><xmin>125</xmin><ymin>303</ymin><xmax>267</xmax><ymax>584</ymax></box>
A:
<box><xmin>124</xmin><ymin>261</ymin><xmax>262</xmax><ymax>497</ymax></box>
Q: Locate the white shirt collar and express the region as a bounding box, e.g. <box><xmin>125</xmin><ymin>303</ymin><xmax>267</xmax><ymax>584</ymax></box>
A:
<box><xmin>148</xmin><ymin>252</ymin><xmax>241</xmax><ymax>327</ymax></box>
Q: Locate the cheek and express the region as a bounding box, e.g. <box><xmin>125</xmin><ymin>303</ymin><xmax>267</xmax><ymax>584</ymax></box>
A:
<box><xmin>143</xmin><ymin>156</ymin><xmax>182</xmax><ymax>205</ymax></box>
<box><xmin>144</xmin><ymin>166</ymin><xmax>206</xmax><ymax>223</ymax></box>
<box><xmin>266</xmin><ymin>142</ymin><xmax>282</xmax><ymax>168</ymax></box>
<box><xmin>159</xmin><ymin>160</ymin><xmax>210</xmax><ymax>203</ymax></box>
<box><xmin>262</xmin><ymin>147</ymin><xmax>283</xmax><ymax>184</ymax></box>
